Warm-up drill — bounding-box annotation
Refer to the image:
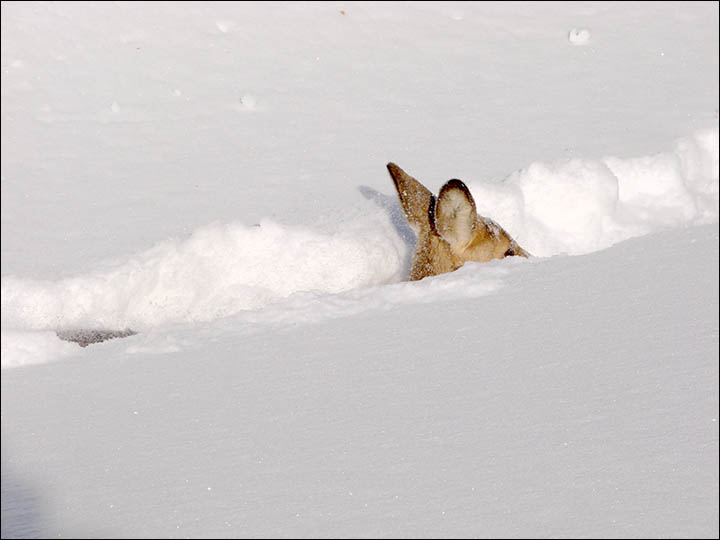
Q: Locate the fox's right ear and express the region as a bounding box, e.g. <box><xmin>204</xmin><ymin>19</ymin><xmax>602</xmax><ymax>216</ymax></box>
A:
<box><xmin>387</xmin><ymin>162</ymin><xmax>433</xmax><ymax>234</ymax></box>
<box><xmin>434</xmin><ymin>179</ymin><xmax>477</xmax><ymax>250</ymax></box>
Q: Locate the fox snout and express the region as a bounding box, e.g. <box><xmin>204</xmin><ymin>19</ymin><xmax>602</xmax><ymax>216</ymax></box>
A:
<box><xmin>387</xmin><ymin>162</ymin><xmax>528</xmax><ymax>281</ymax></box>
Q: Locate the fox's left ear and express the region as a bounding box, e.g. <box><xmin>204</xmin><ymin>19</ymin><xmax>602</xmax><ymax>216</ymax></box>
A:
<box><xmin>433</xmin><ymin>179</ymin><xmax>477</xmax><ymax>249</ymax></box>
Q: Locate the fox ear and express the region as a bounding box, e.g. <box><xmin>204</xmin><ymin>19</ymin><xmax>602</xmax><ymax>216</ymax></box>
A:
<box><xmin>387</xmin><ymin>162</ymin><xmax>433</xmax><ymax>234</ymax></box>
<box><xmin>434</xmin><ymin>179</ymin><xmax>477</xmax><ymax>249</ymax></box>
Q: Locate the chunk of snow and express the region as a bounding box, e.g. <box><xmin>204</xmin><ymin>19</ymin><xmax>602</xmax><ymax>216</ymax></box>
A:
<box><xmin>568</xmin><ymin>28</ymin><xmax>591</xmax><ymax>45</ymax></box>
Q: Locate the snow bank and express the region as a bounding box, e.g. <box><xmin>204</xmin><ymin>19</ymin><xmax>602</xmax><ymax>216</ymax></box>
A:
<box><xmin>471</xmin><ymin>126</ymin><xmax>719</xmax><ymax>257</ymax></box>
<box><xmin>1</xmin><ymin>127</ymin><xmax>717</xmax><ymax>363</ymax></box>
<box><xmin>1</xmin><ymin>215</ymin><xmax>408</xmax><ymax>332</ymax></box>
<box><xmin>0</xmin><ymin>330</ymin><xmax>79</xmax><ymax>369</ymax></box>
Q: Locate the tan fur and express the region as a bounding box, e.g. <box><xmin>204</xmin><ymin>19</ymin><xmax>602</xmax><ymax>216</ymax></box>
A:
<box><xmin>387</xmin><ymin>163</ymin><xmax>529</xmax><ymax>281</ymax></box>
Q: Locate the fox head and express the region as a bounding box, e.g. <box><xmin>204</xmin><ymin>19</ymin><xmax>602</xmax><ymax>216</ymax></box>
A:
<box><xmin>387</xmin><ymin>162</ymin><xmax>528</xmax><ymax>281</ymax></box>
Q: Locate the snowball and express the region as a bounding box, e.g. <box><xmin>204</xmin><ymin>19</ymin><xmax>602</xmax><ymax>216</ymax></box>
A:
<box><xmin>568</xmin><ymin>28</ymin><xmax>591</xmax><ymax>46</ymax></box>
<box><xmin>215</xmin><ymin>21</ymin><xmax>236</xmax><ymax>33</ymax></box>
<box><xmin>239</xmin><ymin>94</ymin><xmax>257</xmax><ymax>111</ymax></box>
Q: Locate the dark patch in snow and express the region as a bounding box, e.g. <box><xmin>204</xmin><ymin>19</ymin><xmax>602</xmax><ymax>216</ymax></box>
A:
<box><xmin>56</xmin><ymin>328</ymin><xmax>137</xmax><ymax>348</ymax></box>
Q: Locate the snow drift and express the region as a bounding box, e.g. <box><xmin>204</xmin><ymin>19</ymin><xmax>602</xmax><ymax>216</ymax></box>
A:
<box><xmin>1</xmin><ymin>127</ymin><xmax>718</xmax><ymax>349</ymax></box>
<box><xmin>469</xmin><ymin>126</ymin><xmax>719</xmax><ymax>256</ymax></box>
<box><xmin>2</xmin><ymin>216</ymin><xmax>409</xmax><ymax>331</ymax></box>
<box><xmin>1</xmin><ymin>3</ymin><xmax>717</xmax><ymax>537</ymax></box>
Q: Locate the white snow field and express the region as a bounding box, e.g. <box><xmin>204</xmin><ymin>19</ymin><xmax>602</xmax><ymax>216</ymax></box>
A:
<box><xmin>1</xmin><ymin>1</ymin><xmax>718</xmax><ymax>538</ymax></box>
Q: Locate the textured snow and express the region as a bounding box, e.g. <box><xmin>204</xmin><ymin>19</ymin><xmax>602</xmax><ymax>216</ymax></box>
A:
<box><xmin>1</xmin><ymin>1</ymin><xmax>718</xmax><ymax>538</ymax></box>
<box><xmin>2</xmin><ymin>128</ymin><xmax>716</xmax><ymax>345</ymax></box>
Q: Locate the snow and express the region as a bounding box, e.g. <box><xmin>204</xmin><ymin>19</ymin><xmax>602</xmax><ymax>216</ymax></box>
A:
<box><xmin>2</xmin><ymin>128</ymin><xmax>716</xmax><ymax>345</ymax></box>
<box><xmin>2</xmin><ymin>1</ymin><xmax>718</xmax><ymax>538</ymax></box>
<box><xmin>568</xmin><ymin>28</ymin><xmax>591</xmax><ymax>46</ymax></box>
<box><xmin>3</xmin><ymin>224</ymin><xmax>718</xmax><ymax>538</ymax></box>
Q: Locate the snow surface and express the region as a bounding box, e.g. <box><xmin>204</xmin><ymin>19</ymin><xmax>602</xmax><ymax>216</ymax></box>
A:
<box><xmin>1</xmin><ymin>126</ymin><xmax>717</xmax><ymax>347</ymax></box>
<box><xmin>2</xmin><ymin>1</ymin><xmax>719</xmax><ymax>538</ymax></box>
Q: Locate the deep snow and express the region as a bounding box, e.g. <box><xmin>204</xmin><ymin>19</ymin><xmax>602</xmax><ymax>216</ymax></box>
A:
<box><xmin>1</xmin><ymin>126</ymin><xmax>717</xmax><ymax>353</ymax></box>
<box><xmin>1</xmin><ymin>1</ymin><xmax>718</xmax><ymax>538</ymax></box>
<box><xmin>2</xmin><ymin>224</ymin><xmax>718</xmax><ymax>538</ymax></box>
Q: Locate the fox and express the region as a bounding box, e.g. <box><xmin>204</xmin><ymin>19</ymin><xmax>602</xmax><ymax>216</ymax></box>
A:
<box><xmin>387</xmin><ymin>162</ymin><xmax>529</xmax><ymax>281</ymax></box>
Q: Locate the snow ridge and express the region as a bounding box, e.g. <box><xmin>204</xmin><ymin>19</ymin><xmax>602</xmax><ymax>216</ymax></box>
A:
<box><xmin>1</xmin><ymin>127</ymin><xmax>718</xmax><ymax>367</ymax></box>
<box><xmin>471</xmin><ymin>126</ymin><xmax>719</xmax><ymax>257</ymax></box>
